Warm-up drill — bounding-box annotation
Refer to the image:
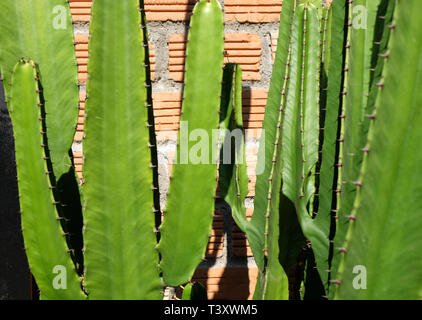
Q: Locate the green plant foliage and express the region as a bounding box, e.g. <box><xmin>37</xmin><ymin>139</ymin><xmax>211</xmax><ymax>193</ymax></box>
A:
<box><xmin>253</xmin><ymin>0</ymin><xmax>296</xmax><ymax>279</ymax></box>
<box><xmin>219</xmin><ymin>63</ymin><xmax>248</xmax><ymax>238</ymax></box>
<box><xmin>331</xmin><ymin>0</ymin><xmax>395</xmax><ymax>290</ymax></box>
<box><xmin>82</xmin><ymin>0</ymin><xmax>162</xmax><ymax>299</ymax></box>
<box><xmin>4</xmin><ymin>0</ymin><xmax>422</xmax><ymax>302</ymax></box>
<box><xmin>314</xmin><ymin>0</ymin><xmax>348</xmax><ymax>293</ymax></box>
<box><xmin>279</xmin><ymin>1</ymin><xmax>327</xmax><ymax>291</ymax></box>
<box><xmin>334</xmin><ymin>0</ymin><xmax>422</xmax><ymax>299</ymax></box>
<box><xmin>157</xmin><ymin>0</ymin><xmax>224</xmax><ymax>287</ymax></box>
<box><xmin>7</xmin><ymin>60</ymin><xmax>84</xmax><ymax>300</ymax></box>
<box><xmin>334</xmin><ymin>0</ymin><xmax>381</xmax><ymax>261</ymax></box>
<box><xmin>0</xmin><ymin>0</ymin><xmax>79</xmax><ymax>180</ymax></box>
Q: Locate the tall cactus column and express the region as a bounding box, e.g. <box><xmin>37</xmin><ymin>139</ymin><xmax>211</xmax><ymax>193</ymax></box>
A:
<box><xmin>0</xmin><ymin>0</ymin><xmax>84</xmax><ymax>273</ymax></box>
<box><xmin>330</xmin><ymin>0</ymin><xmax>396</xmax><ymax>290</ymax></box>
<box><xmin>334</xmin><ymin>0</ymin><xmax>422</xmax><ymax>299</ymax></box>
<box><xmin>0</xmin><ymin>0</ymin><xmax>79</xmax><ymax>180</ymax></box>
<box><xmin>8</xmin><ymin>60</ymin><xmax>84</xmax><ymax>300</ymax></box>
<box><xmin>157</xmin><ymin>0</ymin><xmax>225</xmax><ymax>287</ymax></box>
<box><xmin>82</xmin><ymin>0</ymin><xmax>162</xmax><ymax>299</ymax></box>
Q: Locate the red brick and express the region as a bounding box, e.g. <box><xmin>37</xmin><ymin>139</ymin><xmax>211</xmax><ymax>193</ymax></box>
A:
<box><xmin>224</xmin><ymin>0</ymin><xmax>282</xmax><ymax>23</ymax></box>
<box><xmin>69</xmin><ymin>0</ymin><xmax>197</xmax><ymax>22</ymax></box>
<box><xmin>193</xmin><ymin>267</ymin><xmax>259</xmax><ymax>300</ymax></box>
<box><xmin>169</xmin><ymin>33</ymin><xmax>261</xmax><ymax>82</ymax></box>
<box><xmin>73</xmin><ymin>34</ymin><xmax>155</xmax><ymax>84</ymax></box>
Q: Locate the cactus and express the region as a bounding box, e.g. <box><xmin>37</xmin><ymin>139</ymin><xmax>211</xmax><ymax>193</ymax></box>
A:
<box><xmin>7</xmin><ymin>60</ymin><xmax>84</xmax><ymax>300</ymax></box>
<box><xmin>313</xmin><ymin>0</ymin><xmax>348</xmax><ymax>292</ymax></box>
<box><xmin>219</xmin><ymin>63</ymin><xmax>248</xmax><ymax>237</ymax></box>
<box><xmin>333</xmin><ymin>0</ymin><xmax>422</xmax><ymax>299</ymax></box>
<box><xmin>330</xmin><ymin>0</ymin><xmax>396</xmax><ymax>290</ymax></box>
<box><xmin>0</xmin><ymin>0</ymin><xmax>84</xmax><ymax>273</ymax></box>
<box><xmin>279</xmin><ymin>1</ymin><xmax>326</xmax><ymax>291</ymax></box>
<box><xmin>3</xmin><ymin>0</ymin><xmax>422</xmax><ymax>301</ymax></box>
<box><xmin>243</xmin><ymin>0</ymin><xmax>347</xmax><ymax>298</ymax></box>
<box><xmin>250</xmin><ymin>0</ymin><xmax>297</xmax><ymax>300</ymax></box>
<box><xmin>0</xmin><ymin>0</ymin><xmax>79</xmax><ymax>180</ymax></box>
<box><xmin>82</xmin><ymin>0</ymin><xmax>162</xmax><ymax>299</ymax></box>
<box><xmin>157</xmin><ymin>0</ymin><xmax>224</xmax><ymax>287</ymax></box>
<box><xmin>3</xmin><ymin>0</ymin><xmax>225</xmax><ymax>299</ymax></box>
<box><xmin>333</xmin><ymin>0</ymin><xmax>383</xmax><ymax>267</ymax></box>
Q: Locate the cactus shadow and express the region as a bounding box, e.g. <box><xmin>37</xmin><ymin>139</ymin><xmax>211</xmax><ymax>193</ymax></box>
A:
<box><xmin>192</xmin><ymin>200</ymin><xmax>252</xmax><ymax>300</ymax></box>
<box><xmin>0</xmin><ymin>74</ymin><xmax>31</xmax><ymax>300</ymax></box>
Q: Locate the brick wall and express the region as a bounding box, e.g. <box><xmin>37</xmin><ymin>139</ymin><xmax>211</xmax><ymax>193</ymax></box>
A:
<box><xmin>69</xmin><ymin>0</ymin><xmax>283</xmax><ymax>300</ymax></box>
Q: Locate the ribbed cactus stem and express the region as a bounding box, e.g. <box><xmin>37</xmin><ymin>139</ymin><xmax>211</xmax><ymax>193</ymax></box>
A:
<box><xmin>314</xmin><ymin>0</ymin><xmax>348</xmax><ymax>293</ymax></box>
<box><xmin>8</xmin><ymin>60</ymin><xmax>84</xmax><ymax>300</ymax></box>
<box><xmin>254</xmin><ymin>0</ymin><xmax>296</xmax><ymax>278</ymax></box>
<box><xmin>219</xmin><ymin>63</ymin><xmax>248</xmax><ymax>233</ymax></box>
<box><xmin>334</xmin><ymin>0</ymin><xmax>422</xmax><ymax>298</ymax></box>
<box><xmin>157</xmin><ymin>0</ymin><xmax>224</xmax><ymax>287</ymax></box>
<box><xmin>279</xmin><ymin>3</ymin><xmax>329</xmax><ymax>294</ymax></box>
<box><xmin>0</xmin><ymin>0</ymin><xmax>79</xmax><ymax>180</ymax></box>
<box><xmin>335</xmin><ymin>0</ymin><xmax>382</xmax><ymax>254</ymax></box>
<box><xmin>330</xmin><ymin>0</ymin><xmax>395</xmax><ymax>293</ymax></box>
<box><xmin>83</xmin><ymin>0</ymin><xmax>162</xmax><ymax>299</ymax></box>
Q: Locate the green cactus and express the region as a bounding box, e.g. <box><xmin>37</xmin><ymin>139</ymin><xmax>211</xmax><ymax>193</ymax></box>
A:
<box><xmin>219</xmin><ymin>63</ymin><xmax>248</xmax><ymax>238</ymax></box>
<box><xmin>2</xmin><ymin>0</ymin><xmax>224</xmax><ymax>299</ymax></box>
<box><xmin>0</xmin><ymin>0</ymin><xmax>79</xmax><ymax>180</ymax></box>
<box><xmin>0</xmin><ymin>0</ymin><xmax>84</xmax><ymax>274</ymax></box>
<box><xmin>330</xmin><ymin>0</ymin><xmax>396</xmax><ymax>290</ymax></box>
<box><xmin>3</xmin><ymin>0</ymin><xmax>226</xmax><ymax>299</ymax></box>
<box><xmin>333</xmin><ymin>0</ymin><xmax>422</xmax><ymax>299</ymax></box>
<box><xmin>333</xmin><ymin>0</ymin><xmax>382</xmax><ymax>268</ymax></box>
<box><xmin>7</xmin><ymin>59</ymin><xmax>84</xmax><ymax>300</ymax></box>
<box><xmin>279</xmin><ymin>1</ymin><xmax>326</xmax><ymax>291</ymax></box>
<box><xmin>4</xmin><ymin>0</ymin><xmax>422</xmax><ymax>302</ymax></box>
<box><xmin>313</xmin><ymin>0</ymin><xmax>348</xmax><ymax>292</ymax></box>
<box><xmin>157</xmin><ymin>0</ymin><xmax>224</xmax><ymax>287</ymax></box>
<box><xmin>251</xmin><ymin>0</ymin><xmax>297</xmax><ymax>300</ymax></box>
<box><xmin>244</xmin><ymin>0</ymin><xmax>348</xmax><ymax>298</ymax></box>
<box><xmin>82</xmin><ymin>0</ymin><xmax>162</xmax><ymax>299</ymax></box>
